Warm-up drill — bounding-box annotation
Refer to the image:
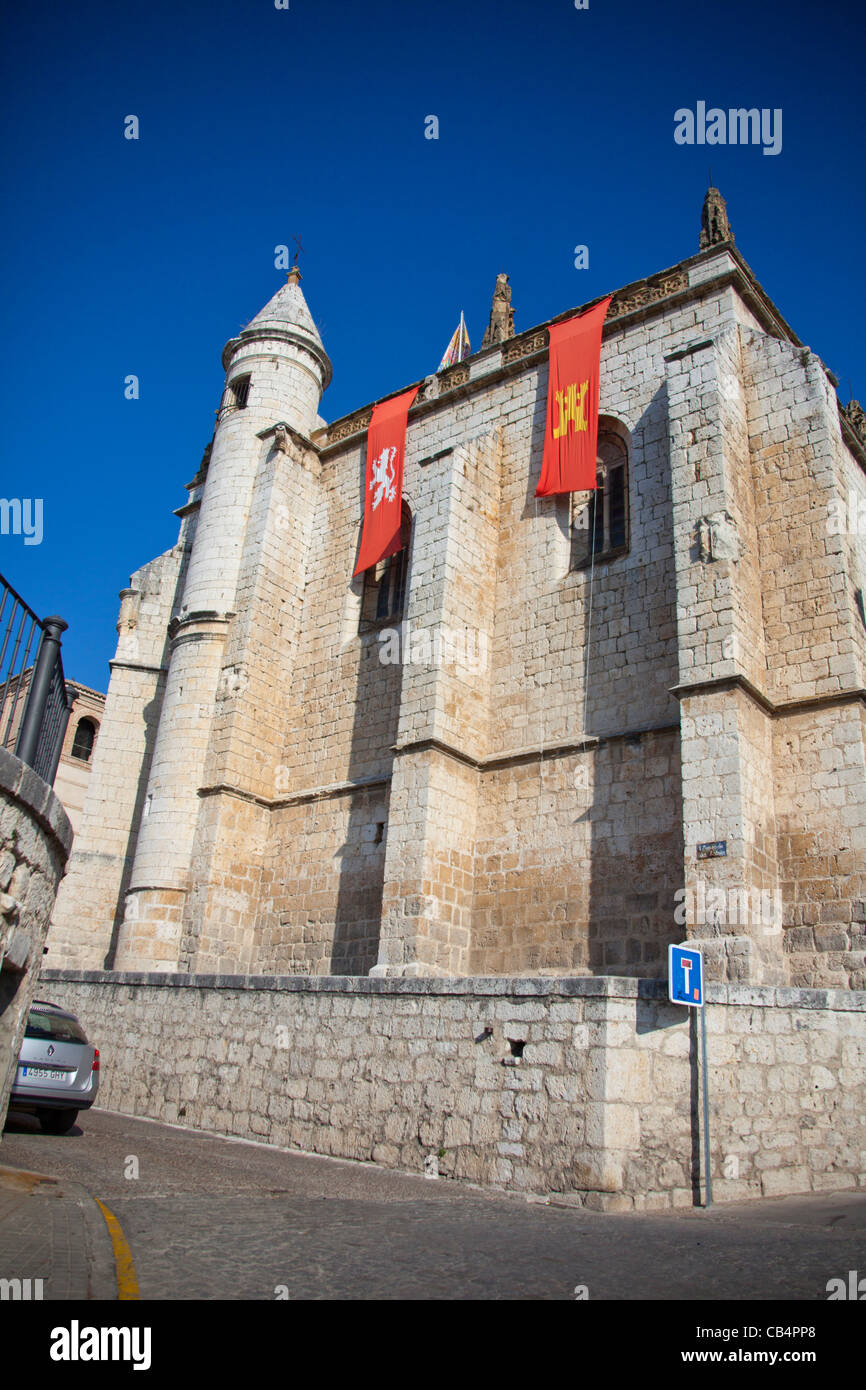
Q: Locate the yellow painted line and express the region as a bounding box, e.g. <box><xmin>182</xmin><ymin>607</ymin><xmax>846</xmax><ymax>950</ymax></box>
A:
<box><xmin>94</xmin><ymin>1198</ymin><xmax>140</xmax><ymax>1301</ymax></box>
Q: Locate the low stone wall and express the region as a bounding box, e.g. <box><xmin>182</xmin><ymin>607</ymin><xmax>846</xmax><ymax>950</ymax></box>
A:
<box><xmin>40</xmin><ymin>969</ymin><xmax>865</xmax><ymax>1209</ymax></box>
<box><xmin>0</xmin><ymin>748</ymin><xmax>74</xmax><ymax>1130</ymax></box>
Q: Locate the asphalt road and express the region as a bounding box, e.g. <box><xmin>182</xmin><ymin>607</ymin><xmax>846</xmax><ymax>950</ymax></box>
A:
<box><xmin>3</xmin><ymin>1105</ymin><xmax>864</xmax><ymax>1302</ymax></box>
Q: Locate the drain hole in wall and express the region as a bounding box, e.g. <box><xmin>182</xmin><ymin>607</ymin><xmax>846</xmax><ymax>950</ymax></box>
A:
<box><xmin>508</xmin><ymin>1038</ymin><xmax>526</xmax><ymax>1058</ymax></box>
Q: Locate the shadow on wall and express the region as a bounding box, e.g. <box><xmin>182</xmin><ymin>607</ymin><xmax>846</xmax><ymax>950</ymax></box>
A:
<box><xmin>330</xmin><ymin>560</ymin><xmax>407</xmax><ymax>974</ymax></box>
<box><xmin>103</xmin><ymin>692</ymin><xmax>164</xmax><ymax>970</ymax></box>
<box><xmin>585</xmin><ymin>386</ymin><xmax>684</xmax><ymax>979</ymax></box>
<box><xmin>476</xmin><ymin>377</ymin><xmax>685</xmax><ymax>976</ymax></box>
<box><xmin>103</xmin><ymin>543</ymin><xmax>193</xmax><ymax>970</ymax></box>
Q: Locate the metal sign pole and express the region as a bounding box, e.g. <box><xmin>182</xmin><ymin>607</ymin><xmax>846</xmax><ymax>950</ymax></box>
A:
<box><xmin>669</xmin><ymin>943</ymin><xmax>711</xmax><ymax>1209</ymax></box>
<box><xmin>700</xmin><ymin>999</ymin><xmax>712</xmax><ymax>1208</ymax></box>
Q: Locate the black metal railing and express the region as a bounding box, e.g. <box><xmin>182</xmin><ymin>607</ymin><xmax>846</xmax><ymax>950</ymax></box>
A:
<box><xmin>215</xmin><ymin>373</ymin><xmax>251</xmax><ymax>425</ymax></box>
<box><xmin>0</xmin><ymin>572</ymin><xmax>73</xmax><ymax>785</ymax></box>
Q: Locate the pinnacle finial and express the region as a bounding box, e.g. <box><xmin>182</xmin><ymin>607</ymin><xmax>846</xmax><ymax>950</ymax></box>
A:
<box><xmin>700</xmin><ymin>185</ymin><xmax>734</xmax><ymax>250</ymax></box>
<box><xmin>482</xmin><ymin>271</ymin><xmax>515</xmax><ymax>348</ymax></box>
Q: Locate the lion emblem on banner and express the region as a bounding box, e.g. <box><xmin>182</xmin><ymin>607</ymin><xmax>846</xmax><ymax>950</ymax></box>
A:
<box><xmin>369</xmin><ymin>445</ymin><xmax>397</xmax><ymax>511</ymax></box>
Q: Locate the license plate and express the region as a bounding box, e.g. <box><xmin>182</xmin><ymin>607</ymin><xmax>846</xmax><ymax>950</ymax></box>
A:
<box><xmin>22</xmin><ymin>1067</ymin><xmax>66</xmax><ymax>1081</ymax></box>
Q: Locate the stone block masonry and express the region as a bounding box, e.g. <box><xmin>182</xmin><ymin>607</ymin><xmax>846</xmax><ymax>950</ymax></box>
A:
<box><xmin>1</xmin><ymin>748</ymin><xmax>73</xmax><ymax>1130</ymax></box>
<box><xmin>41</xmin><ymin>970</ymin><xmax>865</xmax><ymax>1209</ymax></box>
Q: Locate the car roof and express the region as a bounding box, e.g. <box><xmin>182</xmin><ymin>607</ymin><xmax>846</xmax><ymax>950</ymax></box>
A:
<box><xmin>30</xmin><ymin>1000</ymin><xmax>79</xmax><ymax>1019</ymax></box>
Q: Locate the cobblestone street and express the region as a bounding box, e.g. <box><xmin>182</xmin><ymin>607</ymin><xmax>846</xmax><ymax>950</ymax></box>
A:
<box><xmin>3</xmin><ymin>1106</ymin><xmax>864</xmax><ymax>1302</ymax></box>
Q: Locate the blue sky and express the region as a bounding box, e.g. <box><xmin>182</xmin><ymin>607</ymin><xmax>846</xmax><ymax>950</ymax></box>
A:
<box><xmin>1</xmin><ymin>0</ymin><xmax>864</xmax><ymax>690</ymax></box>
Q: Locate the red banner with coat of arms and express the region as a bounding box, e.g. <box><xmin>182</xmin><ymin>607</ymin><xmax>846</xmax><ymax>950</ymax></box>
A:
<box><xmin>354</xmin><ymin>385</ymin><xmax>419</xmax><ymax>576</ymax></box>
<box><xmin>535</xmin><ymin>295</ymin><xmax>612</xmax><ymax>497</ymax></box>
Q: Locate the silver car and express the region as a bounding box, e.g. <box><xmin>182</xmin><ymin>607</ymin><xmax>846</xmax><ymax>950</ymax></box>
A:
<box><xmin>10</xmin><ymin>1000</ymin><xmax>100</xmax><ymax>1134</ymax></box>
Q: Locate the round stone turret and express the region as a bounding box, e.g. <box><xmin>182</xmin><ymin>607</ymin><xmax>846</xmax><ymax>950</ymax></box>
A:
<box><xmin>111</xmin><ymin>271</ymin><xmax>333</xmax><ymax>970</ymax></box>
<box><xmin>179</xmin><ymin>271</ymin><xmax>331</xmax><ymax>617</ymax></box>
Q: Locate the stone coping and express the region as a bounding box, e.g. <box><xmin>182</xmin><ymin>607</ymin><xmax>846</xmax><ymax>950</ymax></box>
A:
<box><xmin>0</xmin><ymin>746</ymin><xmax>73</xmax><ymax>857</ymax></box>
<box><xmin>40</xmin><ymin>968</ymin><xmax>866</xmax><ymax>1011</ymax></box>
<box><xmin>318</xmin><ymin>244</ymin><xmax>809</xmax><ymax>458</ymax></box>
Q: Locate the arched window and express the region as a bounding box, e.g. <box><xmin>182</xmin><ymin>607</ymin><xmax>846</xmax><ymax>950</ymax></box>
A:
<box><xmin>570</xmin><ymin>430</ymin><xmax>629</xmax><ymax>569</ymax></box>
<box><xmin>70</xmin><ymin>717</ymin><xmax>97</xmax><ymax>762</ymax></box>
<box><xmin>359</xmin><ymin>504</ymin><xmax>412</xmax><ymax>631</ymax></box>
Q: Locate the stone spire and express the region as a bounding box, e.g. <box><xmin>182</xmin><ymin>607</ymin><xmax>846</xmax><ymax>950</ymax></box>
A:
<box><xmin>237</xmin><ymin>273</ymin><xmax>323</xmax><ymax>349</ymax></box>
<box><xmin>700</xmin><ymin>186</ymin><xmax>734</xmax><ymax>250</ymax></box>
<box><xmin>481</xmin><ymin>272</ymin><xmax>515</xmax><ymax>348</ymax></box>
<box><xmin>222</xmin><ymin>271</ymin><xmax>332</xmax><ymax>389</ymax></box>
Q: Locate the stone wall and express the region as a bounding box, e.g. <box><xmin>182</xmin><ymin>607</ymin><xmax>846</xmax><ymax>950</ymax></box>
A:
<box><xmin>48</xmin><ymin>539</ymin><xmax>189</xmax><ymax>969</ymax></box>
<box><xmin>775</xmin><ymin>704</ymin><xmax>866</xmax><ymax>990</ymax></box>
<box><xmin>40</xmin><ymin>969</ymin><xmax>866</xmax><ymax>1209</ymax></box>
<box><xmin>469</xmin><ymin>729</ymin><xmax>683</xmax><ymax>976</ymax></box>
<box><xmin>257</xmin><ymin>783</ymin><xmax>391</xmax><ymax>977</ymax></box>
<box><xmin>0</xmin><ymin>749</ymin><xmax>73</xmax><ymax>1131</ymax></box>
<box><xmin>50</xmin><ymin>681</ymin><xmax>106</xmax><ymax>837</ymax></box>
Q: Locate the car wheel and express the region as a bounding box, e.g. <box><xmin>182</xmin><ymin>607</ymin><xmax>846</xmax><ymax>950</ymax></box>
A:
<box><xmin>38</xmin><ymin>1108</ymin><xmax>79</xmax><ymax>1135</ymax></box>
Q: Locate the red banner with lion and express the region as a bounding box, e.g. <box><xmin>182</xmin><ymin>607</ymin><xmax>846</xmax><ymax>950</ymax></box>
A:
<box><xmin>354</xmin><ymin>385</ymin><xmax>419</xmax><ymax>576</ymax></box>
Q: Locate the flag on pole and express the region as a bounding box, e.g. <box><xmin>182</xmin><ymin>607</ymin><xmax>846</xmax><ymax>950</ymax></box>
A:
<box><xmin>437</xmin><ymin>312</ymin><xmax>471</xmax><ymax>372</ymax></box>
<box><xmin>535</xmin><ymin>296</ymin><xmax>613</xmax><ymax>496</ymax></box>
<box><xmin>353</xmin><ymin>385</ymin><xmax>419</xmax><ymax>576</ymax></box>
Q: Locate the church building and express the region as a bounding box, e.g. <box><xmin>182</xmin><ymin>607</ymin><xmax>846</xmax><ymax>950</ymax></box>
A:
<box><xmin>48</xmin><ymin>190</ymin><xmax>866</xmax><ymax>994</ymax></box>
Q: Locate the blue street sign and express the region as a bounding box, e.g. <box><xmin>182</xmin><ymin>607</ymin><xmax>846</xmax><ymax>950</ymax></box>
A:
<box><xmin>668</xmin><ymin>944</ymin><xmax>712</xmax><ymax>1206</ymax></box>
<box><xmin>669</xmin><ymin>944</ymin><xmax>704</xmax><ymax>1008</ymax></box>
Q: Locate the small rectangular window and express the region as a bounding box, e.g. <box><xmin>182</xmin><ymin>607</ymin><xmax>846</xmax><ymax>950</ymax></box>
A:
<box><xmin>608</xmin><ymin>464</ymin><xmax>626</xmax><ymax>550</ymax></box>
<box><xmin>571</xmin><ymin>492</ymin><xmax>596</xmax><ymax>569</ymax></box>
<box><xmin>219</xmin><ymin>375</ymin><xmax>251</xmax><ymax>421</ymax></box>
<box><xmin>593</xmin><ymin>475</ymin><xmax>605</xmax><ymax>556</ymax></box>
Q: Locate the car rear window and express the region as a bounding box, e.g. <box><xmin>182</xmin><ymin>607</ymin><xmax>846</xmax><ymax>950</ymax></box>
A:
<box><xmin>25</xmin><ymin>1008</ymin><xmax>88</xmax><ymax>1044</ymax></box>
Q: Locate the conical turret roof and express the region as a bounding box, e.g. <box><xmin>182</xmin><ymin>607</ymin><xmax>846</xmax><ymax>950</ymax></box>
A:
<box><xmin>241</xmin><ymin>270</ymin><xmax>324</xmax><ymax>346</ymax></box>
<box><xmin>222</xmin><ymin>268</ymin><xmax>331</xmax><ymax>386</ymax></box>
